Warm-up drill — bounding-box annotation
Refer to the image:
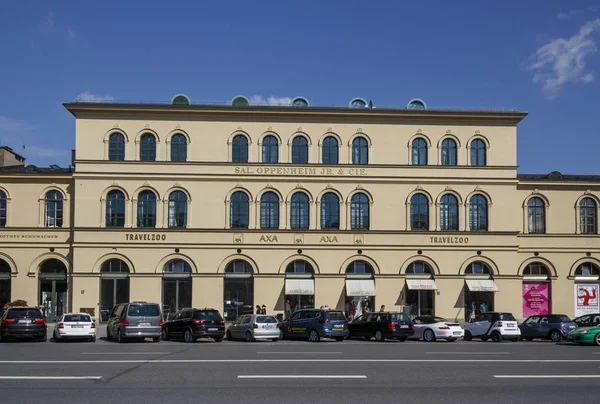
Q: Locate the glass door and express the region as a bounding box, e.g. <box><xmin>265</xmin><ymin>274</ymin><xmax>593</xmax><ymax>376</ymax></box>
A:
<box><xmin>406</xmin><ymin>290</ymin><xmax>435</xmax><ymax>319</ymax></box>
<box><xmin>100</xmin><ymin>277</ymin><xmax>130</xmax><ymax>322</ymax></box>
<box><xmin>162</xmin><ymin>277</ymin><xmax>192</xmax><ymax>320</ymax></box>
<box><xmin>39</xmin><ymin>279</ymin><xmax>67</xmax><ymax>322</ymax></box>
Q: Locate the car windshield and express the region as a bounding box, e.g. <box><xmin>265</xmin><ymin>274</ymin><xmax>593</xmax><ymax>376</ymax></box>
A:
<box><xmin>256</xmin><ymin>316</ymin><xmax>277</xmax><ymax>323</ymax></box>
<box><xmin>6</xmin><ymin>309</ymin><xmax>43</xmax><ymax>319</ymax></box>
<box><xmin>327</xmin><ymin>311</ymin><xmax>346</xmax><ymax>321</ymax></box>
<box><xmin>499</xmin><ymin>313</ymin><xmax>516</xmax><ymax>321</ymax></box>
<box><xmin>64</xmin><ymin>315</ymin><xmax>91</xmax><ymax>322</ymax></box>
<box><xmin>127</xmin><ymin>304</ymin><xmax>160</xmax><ymax>317</ymax></box>
<box><xmin>193</xmin><ymin>311</ymin><xmax>222</xmax><ymax>320</ymax></box>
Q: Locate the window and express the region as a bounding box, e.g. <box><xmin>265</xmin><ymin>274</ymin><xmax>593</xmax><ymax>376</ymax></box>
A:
<box><xmin>469</xmin><ymin>195</ymin><xmax>488</xmax><ymax>231</ymax></box>
<box><xmin>106</xmin><ymin>190</ymin><xmax>125</xmax><ymax>227</ymax></box>
<box><xmin>290</xmin><ymin>192</ymin><xmax>309</xmax><ymax>229</ymax></box>
<box><xmin>352</xmin><ymin>137</ymin><xmax>368</xmax><ymax>164</ymax></box>
<box><xmin>137</xmin><ymin>190</ymin><xmax>157</xmax><ymax>228</ymax></box>
<box><xmin>470</xmin><ymin>139</ymin><xmax>486</xmax><ymax>166</ymax></box>
<box><xmin>345</xmin><ymin>260</ymin><xmax>374</xmax><ymax>274</ymax></box>
<box><xmin>168</xmin><ymin>191</ymin><xmax>187</xmax><ymax>228</ymax></box>
<box><xmin>230</xmin><ymin>191</ymin><xmax>249</xmax><ymax>229</ymax></box>
<box><xmin>465</xmin><ymin>262</ymin><xmax>492</xmax><ymax>275</ymax></box>
<box><xmin>406</xmin><ymin>261</ymin><xmax>433</xmax><ymax>274</ymax></box>
<box><xmin>575</xmin><ymin>263</ymin><xmax>600</xmax><ymax>277</ymax></box>
<box><xmin>412</xmin><ymin>138</ymin><xmax>427</xmax><ymax>165</ymax></box>
<box><xmin>170</xmin><ymin>134</ymin><xmax>187</xmax><ymax>162</ymax></box>
<box><xmin>440</xmin><ymin>194</ymin><xmax>458</xmax><ymax>231</ymax></box>
<box><xmin>285</xmin><ymin>260</ymin><xmax>314</xmax><ymax>274</ymax></box>
<box><xmin>262</xmin><ymin>135</ymin><xmax>278</xmax><ymax>163</ymax></box>
<box><xmin>225</xmin><ymin>260</ymin><xmax>253</xmax><ymax>273</ymax></box>
<box><xmin>0</xmin><ymin>190</ymin><xmax>6</xmax><ymax>227</ymax></box>
<box><xmin>523</xmin><ymin>263</ymin><xmax>549</xmax><ymax>276</ymax></box>
<box><xmin>410</xmin><ymin>193</ymin><xmax>429</xmax><ymax>231</ymax></box>
<box><xmin>45</xmin><ymin>190</ymin><xmax>63</xmax><ymax>228</ymax></box>
<box><xmin>232</xmin><ymin>135</ymin><xmax>248</xmax><ymax>163</ymax></box>
<box><xmin>322</xmin><ymin>136</ymin><xmax>339</xmax><ymax>164</ymax></box>
<box><xmin>101</xmin><ymin>259</ymin><xmax>129</xmax><ymax>273</ymax></box>
<box><xmin>260</xmin><ymin>192</ymin><xmax>279</xmax><ymax>229</ymax></box>
<box><xmin>320</xmin><ymin>193</ymin><xmax>340</xmax><ymax>229</ymax></box>
<box><xmin>292</xmin><ymin>136</ymin><xmax>308</xmax><ymax>164</ymax></box>
<box><xmin>527</xmin><ymin>197</ymin><xmax>545</xmax><ymax>234</ymax></box>
<box><xmin>580</xmin><ymin>198</ymin><xmax>597</xmax><ymax>234</ymax></box>
<box><xmin>350</xmin><ymin>193</ymin><xmax>370</xmax><ymax>230</ymax></box>
<box><xmin>108</xmin><ymin>133</ymin><xmax>125</xmax><ymax>161</ymax></box>
<box><xmin>139</xmin><ymin>133</ymin><xmax>156</xmax><ymax>161</ymax></box>
<box><xmin>441</xmin><ymin>138</ymin><xmax>457</xmax><ymax>166</ymax></box>
<box><xmin>164</xmin><ymin>260</ymin><xmax>192</xmax><ymax>273</ymax></box>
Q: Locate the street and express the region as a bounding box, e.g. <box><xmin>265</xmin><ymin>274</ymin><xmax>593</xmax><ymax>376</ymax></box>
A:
<box><xmin>0</xmin><ymin>327</ymin><xmax>599</xmax><ymax>404</ymax></box>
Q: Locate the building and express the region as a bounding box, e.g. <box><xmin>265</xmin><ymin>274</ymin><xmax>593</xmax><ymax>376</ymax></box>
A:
<box><xmin>0</xmin><ymin>95</ymin><xmax>599</xmax><ymax>323</ymax></box>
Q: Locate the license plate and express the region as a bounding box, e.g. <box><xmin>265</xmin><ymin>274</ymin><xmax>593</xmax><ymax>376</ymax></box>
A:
<box><xmin>264</xmin><ymin>325</ymin><xmax>273</xmax><ymax>329</ymax></box>
<box><xmin>569</xmin><ymin>326</ymin><xmax>575</xmax><ymax>328</ymax></box>
<box><xmin>138</xmin><ymin>322</ymin><xmax>151</xmax><ymax>326</ymax></box>
<box><xmin>208</xmin><ymin>328</ymin><xmax>218</xmax><ymax>331</ymax></box>
<box><xmin>71</xmin><ymin>325</ymin><xmax>84</xmax><ymax>328</ymax></box>
<box><xmin>400</xmin><ymin>325</ymin><xmax>409</xmax><ymax>329</ymax></box>
<box><xmin>453</xmin><ymin>331</ymin><xmax>462</xmax><ymax>335</ymax></box>
<box><xmin>18</xmin><ymin>319</ymin><xmax>31</xmax><ymax>324</ymax></box>
<box><xmin>333</xmin><ymin>327</ymin><xmax>343</xmax><ymax>331</ymax></box>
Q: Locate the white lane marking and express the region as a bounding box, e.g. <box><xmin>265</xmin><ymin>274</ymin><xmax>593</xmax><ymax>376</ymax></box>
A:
<box><xmin>0</xmin><ymin>359</ymin><xmax>599</xmax><ymax>364</ymax></box>
<box><xmin>238</xmin><ymin>375</ymin><xmax>366</xmax><ymax>379</ymax></box>
<box><xmin>495</xmin><ymin>375</ymin><xmax>600</xmax><ymax>379</ymax></box>
<box><xmin>256</xmin><ymin>352</ymin><xmax>343</xmax><ymax>355</ymax></box>
<box><xmin>426</xmin><ymin>352</ymin><xmax>509</xmax><ymax>355</ymax></box>
<box><xmin>0</xmin><ymin>376</ymin><xmax>102</xmax><ymax>380</ymax></box>
<box><xmin>81</xmin><ymin>352</ymin><xmax>172</xmax><ymax>355</ymax></box>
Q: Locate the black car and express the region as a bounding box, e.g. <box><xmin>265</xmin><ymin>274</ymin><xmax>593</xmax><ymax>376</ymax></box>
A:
<box><xmin>573</xmin><ymin>313</ymin><xmax>600</xmax><ymax>328</ymax></box>
<box><xmin>0</xmin><ymin>307</ymin><xmax>47</xmax><ymax>342</ymax></box>
<box><xmin>161</xmin><ymin>308</ymin><xmax>225</xmax><ymax>342</ymax></box>
<box><xmin>348</xmin><ymin>312</ymin><xmax>414</xmax><ymax>342</ymax></box>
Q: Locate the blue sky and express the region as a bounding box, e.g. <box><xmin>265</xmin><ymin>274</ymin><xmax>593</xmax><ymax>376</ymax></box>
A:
<box><xmin>1</xmin><ymin>1</ymin><xmax>599</xmax><ymax>174</ymax></box>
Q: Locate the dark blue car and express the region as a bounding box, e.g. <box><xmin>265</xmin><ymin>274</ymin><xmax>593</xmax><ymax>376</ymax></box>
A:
<box><xmin>519</xmin><ymin>314</ymin><xmax>577</xmax><ymax>342</ymax></box>
<box><xmin>279</xmin><ymin>309</ymin><xmax>348</xmax><ymax>342</ymax></box>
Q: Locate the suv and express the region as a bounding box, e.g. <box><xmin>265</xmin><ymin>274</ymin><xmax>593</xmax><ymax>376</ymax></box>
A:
<box><xmin>348</xmin><ymin>312</ymin><xmax>414</xmax><ymax>342</ymax></box>
<box><xmin>0</xmin><ymin>307</ymin><xmax>47</xmax><ymax>342</ymax></box>
<box><xmin>279</xmin><ymin>308</ymin><xmax>348</xmax><ymax>342</ymax></box>
<box><xmin>464</xmin><ymin>312</ymin><xmax>520</xmax><ymax>342</ymax></box>
<box><xmin>106</xmin><ymin>302</ymin><xmax>162</xmax><ymax>343</ymax></box>
<box><xmin>519</xmin><ymin>314</ymin><xmax>577</xmax><ymax>342</ymax></box>
<box><xmin>161</xmin><ymin>308</ymin><xmax>225</xmax><ymax>342</ymax></box>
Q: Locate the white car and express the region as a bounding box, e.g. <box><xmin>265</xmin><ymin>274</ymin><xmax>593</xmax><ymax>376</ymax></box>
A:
<box><xmin>464</xmin><ymin>312</ymin><xmax>520</xmax><ymax>342</ymax></box>
<box><xmin>53</xmin><ymin>313</ymin><xmax>96</xmax><ymax>342</ymax></box>
<box><xmin>410</xmin><ymin>316</ymin><xmax>464</xmax><ymax>342</ymax></box>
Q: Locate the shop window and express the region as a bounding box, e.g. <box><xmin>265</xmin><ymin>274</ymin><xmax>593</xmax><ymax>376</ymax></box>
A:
<box><xmin>230</xmin><ymin>191</ymin><xmax>249</xmax><ymax>229</ymax></box>
<box><xmin>137</xmin><ymin>190</ymin><xmax>157</xmax><ymax>228</ymax></box>
<box><xmin>440</xmin><ymin>194</ymin><xmax>458</xmax><ymax>231</ymax></box>
<box><xmin>106</xmin><ymin>190</ymin><xmax>125</xmax><ymax>228</ymax></box>
<box><xmin>412</xmin><ymin>138</ymin><xmax>427</xmax><ymax>165</ymax></box>
<box><xmin>292</xmin><ymin>136</ymin><xmax>308</xmax><ymax>164</ymax></box>
<box><xmin>322</xmin><ymin>136</ymin><xmax>339</xmax><ymax>164</ymax></box>
<box><xmin>260</xmin><ymin>192</ymin><xmax>279</xmax><ymax>229</ymax></box>
<box><xmin>441</xmin><ymin>138</ymin><xmax>457</xmax><ymax>166</ymax></box>
<box><xmin>100</xmin><ymin>259</ymin><xmax>130</xmax><ymax>322</ymax></box>
<box><xmin>0</xmin><ymin>259</ymin><xmax>11</xmax><ymax>309</ymax></box>
<box><xmin>224</xmin><ymin>260</ymin><xmax>254</xmax><ymax>322</ymax></box>
<box><xmin>320</xmin><ymin>192</ymin><xmax>340</xmax><ymax>229</ymax></box>
<box><xmin>38</xmin><ymin>259</ymin><xmax>68</xmax><ymax>322</ymax></box>
<box><xmin>163</xmin><ymin>260</ymin><xmax>192</xmax><ymax>320</ymax></box>
<box><xmin>139</xmin><ymin>133</ymin><xmax>156</xmax><ymax>161</ymax></box>
<box><xmin>352</xmin><ymin>137</ymin><xmax>368</xmax><ymax>164</ymax></box>
<box><xmin>232</xmin><ymin>135</ymin><xmax>249</xmax><ymax>163</ymax></box>
<box><xmin>262</xmin><ymin>135</ymin><xmax>278</xmax><ymax>163</ymax></box>
<box><xmin>108</xmin><ymin>133</ymin><xmax>125</xmax><ymax>161</ymax></box>
<box><xmin>290</xmin><ymin>192</ymin><xmax>309</xmax><ymax>229</ymax></box>
<box><xmin>580</xmin><ymin>198</ymin><xmax>597</xmax><ymax>234</ymax></box>
<box><xmin>410</xmin><ymin>193</ymin><xmax>429</xmax><ymax>231</ymax></box>
<box><xmin>350</xmin><ymin>193</ymin><xmax>370</xmax><ymax>230</ymax></box>
<box><xmin>469</xmin><ymin>194</ymin><xmax>488</xmax><ymax>231</ymax></box>
<box><xmin>45</xmin><ymin>190</ymin><xmax>63</xmax><ymax>228</ymax></box>
<box><xmin>170</xmin><ymin>134</ymin><xmax>187</xmax><ymax>162</ymax></box>
<box><xmin>527</xmin><ymin>197</ymin><xmax>545</xmax><ymax>234</ymax></box>
<box><xmin>470</xmin><ymin>139</ymin><xmax>486</xmax><ymax>166</ymax></box>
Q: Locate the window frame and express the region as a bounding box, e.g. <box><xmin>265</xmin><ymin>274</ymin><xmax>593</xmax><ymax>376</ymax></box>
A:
<box><xmin>170</xmin><ymin>134</ymin><xmax>187</xmax><ymax>162</ymax></box>
<box><xmin>108</xmin><ymin>133</ymin><xmax>125</xmax><ymax>161</ymax></box>
<box><xmin>230</xmin><ymin>191</ymin><xmax>250</xmax><ymax>229</ymax></box>
<box><xmin>469</xmin><ymin>194</ymin><xmax>488</xmax><ymax>231</ymax></box>
<box><xmin>168</xmin><ymin>191</ymin><xmax>188</xmax><ymax>228</ymax></box>
<box><xmin>290</xmin><ymin>192</ymin><xmax>310</xmax><ymax>230</ymax></box>
<box><xmin>410</xmin><ymin>193</ymin><xmax>429</xmax><ymax>231</ymax></box>
<box><xmin>291</xmin><ymin>136</ymin><xmax>309</xmax><ymax>164</ymax></box>
<box><xmin>44</xmin><ymin>190</ymin><xmax>64</xmax><ymax>228</ymax></box>
<box><xmin>136</xmin><ymin>190</ymin><xmax>157</xmax><ymax>228</ymax></box>
<box><xmin>527</xmin><ymin>197</ymin><xmax>546</xmax><ymax>234</ymax></box>
<box><xmin>440</xmin><ymin>194</ymin><xmax>459</xmax><ymax>231</ymax></box>
<box><xmin>580</xmin><ymin>197</ymin><xmax>597</xmax><ymax>234</ymax></box>
<box><xmin>232</xmin><ymin>135</ymin><xmax>249</xmax><ymax>163</ymax></box>
<box><xmin>260</xmin><ymin>192</ymin><xmax>280</xmax><ymax>229</ymax></box>
<box><xmin>106</xmin><ymin>190</ymin><xmax>126</xmax><ymax>228</ymax></box>
<box><xmin>320</xmin><ymin>192</ymin><xmax>340</xmax><ymax>230</ymax></box>
<box><xmin>411</xmin><ymin>138</ymin><xmax>428</xmax><ymax>166</ymax></box>
<box><xmin>139</xmin><ymin>133</ymin><xmax>157</xmax><ymax>162</ymax></box>
<box><xmin>352</xmin><ymin>137</ymin><xmax>368</xmax><ymax>165</ymax></box>
<box><xmin>0</xmin><ymin>189</ymin><xmax>7</xmax><ymax>227</ymax></box>
<box><xmin>261</xmin><ymin>135</ymin><xmax>279</xmax><ymax>163</ymax></box>
<box><xmin>470</xmin><ymin>139</ymin><xmax>487</xmax><ymax>166</ymax></box>
<box><xmin>322</xmin><ymin>136</ymin><xmax>339</xmax><ymax>164</ymax></box>
<box><xmin>350</xmin><ymin>192</ymin><xmax>370</xmax><ymax>230</ymax></box>
<box><xmin>441</xmin><ymin>138</ymin><xmax>457</xmax><ymax>166</ymax></box>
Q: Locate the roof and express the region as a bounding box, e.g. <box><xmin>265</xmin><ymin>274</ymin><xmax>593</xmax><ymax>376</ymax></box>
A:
<box><xmin>0</xmin><ymin>165</ymin><xmax>73</xmax><ymax>175</ymax></box>
<box><xmin>0</xmin><ymin>146</ymin><xmax>25</xmax><ymax>161</ymax></box>
<box><xmin>518</xmin><ymin>172</ymin><xmax>600</xmax><ymax>183</ymax></box>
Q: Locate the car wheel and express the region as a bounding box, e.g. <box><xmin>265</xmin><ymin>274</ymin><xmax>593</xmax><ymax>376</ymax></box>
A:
<box><xmin>594</xmin><ymin>333</ymin><xmax>600</xmax><ymax>347</ymax></box>
<box><xmin>374</xmin><ymin>329</ymin><xmax>385</xmax><ymax>342</ymax></box>
<box><xmin>39</xmin><ymin>334</ymin><xmax>47</xmax><ymax>342</ymax></box>
<box><xmin>161</xmin><ymin>328</ymin><xmax>169</xmax><ymax>341</ymax></box>
<box><xmin>549</xmin><ymin>331</ymin><xmax>562</xmax><ymax>343</ymax></box>
<box><xmin>214</xmin><ymin>336</ymin><xmax>224</xmax><ymax>342</ymax></box>
<box><xmin>308</xmin><ymin>329</ymin><xmax>320</xmax><ymax>343</ymax></box>
<box><xmin>464</xmin><ymin>331</ymin><xmax>472</xmax><ymax>341</ymax></box>
<box><xmin>481</xmin><ymin>336</ymin><xmax>488</xmax><ymax>342</ymax></box>
<box><xmin>152</xmin><ymin>337</ymin><xmax>160</xmax><ymax>343</ymax></box>
<box><xmin>423</xmin><ymin>329</ymin><xmax>436</xmax><ymax>342</ymax></box>
<box><xmin>446</xmin><ymin>338</ymin><xmax>457</xmax><ymax>342</ymax></box>
<box><xmin>184</xmin><ymin>329</ymin><xmax>195</xmax><ymax>343</ymax></box>
<box><xmin>106</xmin><ymin>327</ymin><xmax>112</xmax><ymax>341</ymax></box>
<box><xmin>491</xmin><ymin>331</ymin><xmax>502</xmax><ymax>343</ymax></box>
<box><xmin>245</xmin><ymin>331</ymin><xmax>254</xmax><ymax>342</ymax></box>
<box><xmin>226</xmin><ymin>330</ymin><xmax>233</xmax><ymax>341</ymax></box>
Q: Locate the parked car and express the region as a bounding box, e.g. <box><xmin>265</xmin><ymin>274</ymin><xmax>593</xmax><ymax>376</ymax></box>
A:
<box><xmin>161</xmin><ymin>308</ymin><xmax>225</xmax><ymax>342</ymax></box>
<box><xmin>519</xmin><ymin>314</ymin><xmax>577</xmax><ymax>342</ymax></box>
<box><xmin>573</xmin><ymin>313</ymin><xmax>600</xmax><ymax>328</ymax></box>
<box><xmin>106</xmin><ymin>302</ymin><xmax>162</xmax><ymax>343</ymax></box>
<box><xmin>567</xmin><ymin>324</ymin><xmax>600</xmax><ymax>345</ymax></box>
<box><xmin>0</xmin><ymin>307</ymin><xmax>47</xmax><ymax>342</ymax></box>
<box><xmin>279</xmin><ymin>308</ymin><xmax>348</xmax><ymax>342</ymax></box>
<box><xmin>226</xmin><ymin>314</ymin><xmax>279</xmax><ymax>342</ymax></box>
<box><xmin>348</xmin><ymin>312</ymin><xmax>414</xmax><ymax>342</ymax></box>
<box><xmin>411</xmin><ymin>316</ymin><xmax>464</xmax><ymax>342</ymax></box>
<box><xmin>53</xmin><ymin>313</ymin><xmax>96</xmax><ymax>342</ymax></box>
<box><xmin>464</xmin><ymin>312</ymin><xmax>520</xmax><ymax>342</ymax></box>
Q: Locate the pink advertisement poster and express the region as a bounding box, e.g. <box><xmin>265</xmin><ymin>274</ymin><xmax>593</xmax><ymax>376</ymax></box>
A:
<box><xmin>522</xmin><ymin>283</ymin><xmax>550</xmax><ymax>317</ymax></box>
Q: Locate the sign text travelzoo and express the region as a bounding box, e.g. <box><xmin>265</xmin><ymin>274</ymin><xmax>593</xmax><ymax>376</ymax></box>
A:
<box><xmin>235</xmin><ymin>166</ymin><xmax>367</xmax><ymax>176</ymax></box>
<box><xmin>126</xmin><ymin>233</ymin><xmax>167</xmax><ymax>241</ymax></box>
<box><xmin>430</xmin><ymin>236</ymin><xmax>469</xmax><ymax>244</ymax></box>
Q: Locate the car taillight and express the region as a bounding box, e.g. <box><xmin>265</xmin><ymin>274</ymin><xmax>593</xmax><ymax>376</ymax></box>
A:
<box><xmin>561</xmin><ymin>324</ymin><xmax>566</xmax><ymax>330</ymax></box>
<box><xmin>91</xmin><ymin>322</ymin><xmax>96</xmax><ymax>329</ymax></box>
<box><xmin>276</xmin><ymin>323</ymin><xmax>280</xmax><ymax>328</ymax></box>
<box><xmin>411</xmin><ymin>322</ymin><xmax>414</xmax><ymax>329</ymax></box>
<box><xmin>123</xmin><ymin>320</ymin><xmax>129</xmax><ymax>326</ymax></box>
<box><xmin>252</xmin><ymin>324</ymin><xmax>258</xmax><ymax>329</ymax></box>
<box><xmin>159</xmin><ymin>320</ymin><xmax>163</xmax><ymax>326</ymax></box>
<box><xmin>2</xmin><ymin>319</ymin><xmax>15</xmax><ymax>326</ymax></box>
<box><xmin>438</xmin><ymin>326</ymin><xmax>450</xmax><ymax>330</ymax></box>
<box><xmin>497</xmin><ymin>322</ymin><xmax>503</xmax><ymax>327</ymax></box>
<box><xmin>193</xmin><ymin>320</ymin><xmax>205</xmax><ymax>325</ymax></box>
<box><xmin>34</xmin><ymin>318</ymin><xmax>45</xmax><ymax>324</ymax></box>
<box><xmin>58</xmin><ymin>323</ymin><xmax>64</xmax><ymax>329</ymax></box>
<box><xmin>388</xmin><ymin>322</ymin><xmax>396</xmax><ymax>330</ymax></box>
<box><xmin>219</xmin><ymin>320</ymin><xmax>224</xmax><ymax>325</ymax></box>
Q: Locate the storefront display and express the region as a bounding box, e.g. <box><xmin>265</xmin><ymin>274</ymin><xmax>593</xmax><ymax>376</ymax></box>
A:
<box><xmin>575</xmin><ymin>284</ymin><xmax>599</xmax><ymax>317</ymax></box>
<box><xmin>522</xmin><ymin>282</ymin><xmax>549</xmax><ymax>317</ymax></box>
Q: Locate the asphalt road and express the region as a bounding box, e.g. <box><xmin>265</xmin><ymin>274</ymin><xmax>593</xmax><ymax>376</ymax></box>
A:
<box><xmin>0</xmin><ymin>327</ymin><xmax>599</xmax><ymax>404</ymax></box>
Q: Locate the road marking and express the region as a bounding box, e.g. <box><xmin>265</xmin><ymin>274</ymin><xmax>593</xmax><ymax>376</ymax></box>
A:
<box><xmin>0</xmin><ymin>359</ymin><xmax>599</xmax><ymax>364</ymax></box>
<box><xmin>0</xmin><ymin>376</ymin><xmax>102</xmax><ymax>380</ymax></box>
<box><xmin>426</xmin><ymin>352</ymin><xmax>509</xmax><ymax>355</ymax></box>
<box><xmin>81</xmin><ymin>352</ymin><xmax>172</xmax><ymax>355</ymax></box>
<box><xmin>494</xmin><ymin>375</ymin><xmax>600</xmax><ymax>379</ymax></box>
<box><xmin>238</xmin><ymin>375</ymin><xmax>367</xmax><ymax>379</ymax></box>
<box><xmin>256</xmin><ymin>352</ymin><xmax>343</xmax><ymax>355</ymax></box>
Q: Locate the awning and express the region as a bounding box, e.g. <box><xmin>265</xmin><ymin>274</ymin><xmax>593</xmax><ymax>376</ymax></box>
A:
<box><xmin>345</xmin><ymin>279</ymin><xmax>376</xmax><ymax>297</ymax></box>
<box><xmin>406</xmin><ymin>279</ymin><xmax>438</xmax><ymax>290</ymax></box>
<box><xmin>465</xmin><ymin>279</ymin><xmax>499</xmax><ymax>292</ymax></box>
<box><xmin>285</xmin><ymin>279</ymin><xmax>314</xmax><ymax>296</ymax></box>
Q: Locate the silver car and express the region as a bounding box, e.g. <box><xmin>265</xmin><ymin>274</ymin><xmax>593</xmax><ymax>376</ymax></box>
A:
<box><xmin>226</xmin><ymin>314</ymin><xmax>280</xmax><ymax>342</ymax></box>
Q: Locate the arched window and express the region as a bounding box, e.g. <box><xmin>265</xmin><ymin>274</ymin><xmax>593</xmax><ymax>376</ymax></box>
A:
<box><xmin>45</xmin><ymin>190</ymin><xmax>63</xmax><ymax>228</ymax></box>
<box><xmin>410</xmin><ymin>193</ymin><xmax>429</xmax><ymax>231</ymax></box>
<box><xmin>527</xmin><ymin>197</ymin><xmax>545</xmax><ymax>234</ymax></box>
<box><xmin>290</xmin><ymin>192</ymin><xmax>309</xmax><ymax>230</ymax></box>
<box><xmin>440</xmin><ymin>194</ymin><xmax>458</xmax><ymax>231</ymax></box>
<box><xmin>580</xmin><ymin>198</ymin><xmax>597</xmax><ymax>234</ymax></box>
<box><xmin>260</xmin><ymin>192</ymin><xmax>279</xmax><ymax>229</ymax></box>
<box><xmin>412</xmin><ymin>138</ymin><xmax>428</xmax><ymax>165</ymax></box>
<box><xmin>225</xmin><ymin>260</ymin><xmax>253</xmax><ymax>273</ymax></box>
<box><xmin>101</xmin><ymin>259</ymin><xmax>129</xmax><ymax>273</ymax></box>
<box><xmin>230</xmin><ymin>191</ymin><xmax>249</xmax><ymax>229</ymax></box>
<box><xmin>350</xmin><ymin>193</ymin><xmax>370</xmax><ymax>230</ymax></box>
<box><xmin>465</xmin><ymin>262</ymin><xmax>492</xmax><ymax>275</ymax></box>
<box><xmin>168</xmin><ymin>191</ymin><xmax>187</xmax><ymax>228</ymax></box>
<box><xmin>0</xmin><ymin>190</ymin><xmax>6</xmax><ymax>227</ymax></box>
<box><xmin>285</xmin><ymin>260</ymin><xmax>314</xmax><ymax>274</ymax></box>
<box><xmin>406</xmin><ymin>261</ymin><xmax>434</xmax><ymax>274</ymax></box>
<box><xmin>262</xmin><ymin>135</ymin><xmax>278</xmax><ymax>163</ymax></box>
<box><xmin>352</xmin><ymin>137</ymin><xmax>368</xmax><ymax>164</ymax></box>
<box><xmin>469</xmin><ymin>194</ymin><xmax>488</xmax><ymax>231</ymax></box>
<box><xmin>523</xmin><ymin>262</ymin><xmax>550</xmax><ymax>276</ymax></box>
<box><xmin>139</xmin><ymin>133</ymin><xmax>156</xmax><ymax>161</ymax></box>
<box><xmin>292</xmin><ymin>136</ymin><xmax>309</xmax><ymax>164</ymax></box>
<box><xmin>345</xmin><ymin>260</ymin><xmax>374</xmax><ymax>275</ymax></box>
<box><xmin>137</xmin><ymin>190</ymin><xmax>157</xmax><ymax>228</ymax></box>
<box><xmin>441</xmin><ymin>138</ymin><xmax>457</xmax><ymax>166</ymax></box>
<box><xmin>322</xmin><ymin>136</ymin><xmax>339</xmax><ymax>164</ymax></box>
<box><xmin>470</xmin><ymin>139</ymin><xmax>486</xmax><ymax>166</ymax></box>
<box><xmin>164</xmin><ymin>260</ymin><xmax>192</xmax><ymax>273</ymax></box>
<box><xmin>38</xmin><ymin>259</ymin><xmax>68</xmax><ymax>322</ymax></box>
<box><xmin>232</xmin><ymin>135</ymin><xmax>249</xmax><ymax>163</ymax></box>
<box><xmin>575</xmin><ymin>263</ymin><xmax>600</xmax><ymax>276</ymax></box>
<box><xmin>108</xmin><ymin>133</ymin><xmax>125</xmax><ymax>161</ymax></box>
<box><xmin>320</xmin><ymin>192</ymin><xmax>340</xmax><ymax>229</ymax></box>
<box><xmin>170</xmin><ymin>134</ymin><xmax>187</xmax><ymax>162</ymax></box>
<box><xmin>106</xmin><ymin>190</ymin><xmax>125</xmax><ymax>228</ymax></box>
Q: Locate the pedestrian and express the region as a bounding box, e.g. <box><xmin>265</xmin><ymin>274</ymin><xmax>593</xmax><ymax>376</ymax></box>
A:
<box><xmin>255</xmin><ymin>305</ymin><xmax>261</xmax><ymax>314</ymax></box>
<box><xmin>479</xmin><ymin>301</ymin><xmax>486</xmax><ymax>314</ymax></box>
<box><xmin>324</xmin><ymin>304</ymin><xmax>329</xmax><ymax>310</ymax></box>
<box><xmin>362</xmin><ymin>301</ymin><xmax>369</xmax><ymax>316</ymax></box>
<box><xmin>261</xmin><ymin>305</ymin><xmax>266</xmax><ymax>315</ymax></box>
<box><xmin>380</xmin><ymin>305</ymin><xmax>386</xmax><ymax>312</ymax></box>
<box><xmin>349</xmin><ymin>301</ymin><xmax>356</xmax><ymax>320</ymax></box>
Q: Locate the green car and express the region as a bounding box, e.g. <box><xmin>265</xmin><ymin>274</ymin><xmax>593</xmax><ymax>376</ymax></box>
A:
<box><xmin>568</xmin><ymin>325</ymin><xmax>600</xmax><ymax>345</ymax></box>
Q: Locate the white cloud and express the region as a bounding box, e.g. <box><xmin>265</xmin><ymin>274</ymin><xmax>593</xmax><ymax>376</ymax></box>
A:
<box><xmin>75</xmin><ymin>92</ymin><xmax>115</xmax><ymax>103</ymax></box>
<box><xmin>528</xmin><ymin>19</ymin><xmax>600</xmax><ymax>99</ymax></box>
<box><xmin>25</xmin><ymin>146</ymin><xmax>69</xmax><ymax>159</ymax></box>
<box><xmin>247</xmin><ymin>95</ymin><xmax>293</xmax><ymax>106</ymax></box>
<box><xmin>39</xmin><ymin>11</ymin><xmax>77</xmax><ymax>41</ymax></box>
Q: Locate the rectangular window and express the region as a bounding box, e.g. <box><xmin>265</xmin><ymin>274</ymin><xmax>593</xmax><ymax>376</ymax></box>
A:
<box><xmin>528</xmin><ymin>207</ymin><xmax>545</xmax><ymax>233</ymax></box>
<box><xmin>291</xmin><ymin>201</ymin><xmax>309</xmax><ymax>229</ymax></box>
<box><xmin>168</xmin><ymin>200</ymin><xmax>187</xmax><ymax>228</ymax></box>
